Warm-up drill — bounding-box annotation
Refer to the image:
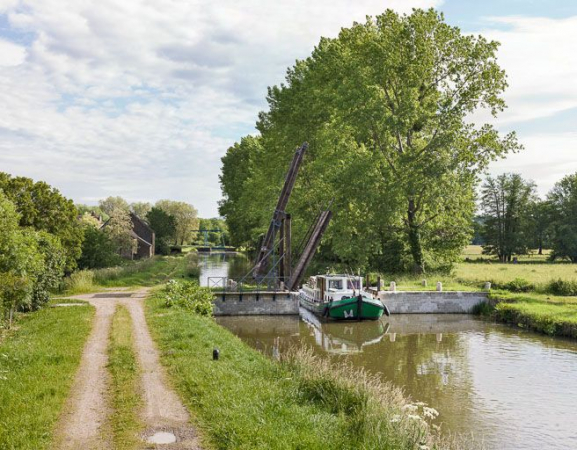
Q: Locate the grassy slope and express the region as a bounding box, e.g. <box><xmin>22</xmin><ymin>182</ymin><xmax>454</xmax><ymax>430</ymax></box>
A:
<box><xmin>488</xmin><ymin>291</ymin><xmax>577</xmax><ymax>338</ymax></box>
<box><xmin>0</xmin><ymin>304</ymin><xmax>94</xmax><ymax>449</ymax></box>
<box><xmin>145</xmin><ymin>295</ymin><xmax>439</xmax><ymax>450</ymax></box>
<box><xmin>107</xmin><ymin>304</ymin><xmax>143</xmax><ymax>449</ymax></box>
<box><xmin>94</xmin><ymin>254</ymin><xmax>198</xmax><ymax>287</ymax></box>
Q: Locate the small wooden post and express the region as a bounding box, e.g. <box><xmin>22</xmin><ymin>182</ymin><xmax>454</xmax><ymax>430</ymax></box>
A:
<box><xmin>377</xmin><ymin>276</ymin><xmax>382</xmax><ymax>292</ymax></box>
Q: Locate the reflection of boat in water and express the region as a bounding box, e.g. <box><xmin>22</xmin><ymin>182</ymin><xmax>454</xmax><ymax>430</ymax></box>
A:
<box><xmin>300</xmin><ymin>307</ymin><xmax>389</xmax><ymax>354</ymax></box>
<box><xmin>299</xmin><ymin>274</ymin><xmax>390</xmax><ymax>320</ymax></box>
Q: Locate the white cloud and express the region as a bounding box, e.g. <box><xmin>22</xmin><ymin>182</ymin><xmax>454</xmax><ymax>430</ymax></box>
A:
<box><xmin>489</xmin><ymin>132</ymin><xmax>577</xmax><ymax>197</ymax></box>
<box><xmin>0</xmin><ymin>38</ymin><xmax>25</xmax><ymax>66</ymax></box>
<box><xmin>480</xmin><ymin>15</ymin><xmax>577</xmax><ymax>125</ymax></box>
<box><xmin>0</xmin><ymin>0</ymin><xmax>442</xmax><ymax>215</ymax></box>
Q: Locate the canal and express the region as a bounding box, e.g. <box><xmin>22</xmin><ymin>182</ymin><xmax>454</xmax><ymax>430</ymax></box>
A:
<box><xmin>199</xmin><ymin>253</ymin><xmax>577</xmax><ymax>449</ymax></box>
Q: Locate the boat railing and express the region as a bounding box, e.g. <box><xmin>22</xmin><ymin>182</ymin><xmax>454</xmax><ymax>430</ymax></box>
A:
<box><xmin>207</xmin><ymin>276</ymin><xmax>291</xmax><ymax>293</ymax></box>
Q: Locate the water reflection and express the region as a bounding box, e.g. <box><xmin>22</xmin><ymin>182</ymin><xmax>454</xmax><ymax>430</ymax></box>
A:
<box><xmin>216</xmin><ymin>312</ymin><xmax>577</xmax><ymax>450</ymax></box>
<box><xmin>198</xmin><ymin>252</ymin><xmax>251</xmax><ymax>287</ymax></box>
<box><xmin>209</xmin><ymin>254</ymin><xmax>577</xmax><ymax>449</ymax></box>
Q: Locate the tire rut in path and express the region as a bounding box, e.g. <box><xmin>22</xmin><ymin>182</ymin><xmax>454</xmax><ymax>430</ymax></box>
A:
<box><xmin>55</xmin><ymin>289</ymin><xmax>201</xmax><ymax>450</ymax></box>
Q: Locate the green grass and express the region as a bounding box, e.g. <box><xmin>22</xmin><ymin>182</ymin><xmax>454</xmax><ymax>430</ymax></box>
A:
<box><xmin>145</xmin><ymin>295</ymin><xmax>451</xmax><ymax>450</ymax></box>
<box><xmin>61</xmin><ymin>253</ymin><xmax>200</xmax><ymax>294</ymax></box>
<box><xmin>487</xmin><ymin>291</ymin><xmax>577</xmax><ymax>339</ymax></box>
<box><xmin>107</xmin><ymin>304</ymin><xmax>143</xmax><ymax>449</ymax></box>
<box><xmin>0</xmin><ymin>303</ymin><xmax>94</xmax><ymax>449</ymax></box>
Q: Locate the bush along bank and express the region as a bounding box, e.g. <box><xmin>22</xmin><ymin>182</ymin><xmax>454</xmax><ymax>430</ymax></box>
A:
<box><xmin>146</xmin><ymin>286</ymin><xmax>460</xmax><ymax>450</ymax></box>
<box><xmin>483</xmin><ymin>291</ymin><xmax>577</xmax><ymax>339</ymax></box>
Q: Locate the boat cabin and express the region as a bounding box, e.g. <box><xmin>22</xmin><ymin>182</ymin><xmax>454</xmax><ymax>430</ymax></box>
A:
<box><xmin>302</xmin><ymin>274</ymin><xmax>365</xmax><ymax>303</ymax></box>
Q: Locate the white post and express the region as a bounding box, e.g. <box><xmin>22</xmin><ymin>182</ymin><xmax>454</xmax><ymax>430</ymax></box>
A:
<box><xmin>484</xmin><ymin>282</ymin><xmax>492</xmax><ymax>290</ymax></box>
<box><xmin>422</xmin><ymin>279</ymin><xmax>427</xmax><ymax>287</ymax></box>
<box><xmin>436</xmin><ymin>282</ymin><xmax>443</xmax><ymax>292</ymax></box>
<box><xmin>390</xmin><ymin>281</ymin><xmax>396</xmax><ymax>292</ymax></box>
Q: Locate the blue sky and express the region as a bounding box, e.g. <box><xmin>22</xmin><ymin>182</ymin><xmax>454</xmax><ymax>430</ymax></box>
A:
<box><xmin>0</xmin><ymin>0</ymin><xmax>576</xmax><ymax>216</ymax></box>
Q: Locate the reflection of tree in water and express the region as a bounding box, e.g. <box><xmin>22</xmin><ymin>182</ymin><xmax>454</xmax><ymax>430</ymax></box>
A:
<box><xmin>226</xmin><ymin>253</ymin><xmax>252</xmax><ymax>279</ymax></box>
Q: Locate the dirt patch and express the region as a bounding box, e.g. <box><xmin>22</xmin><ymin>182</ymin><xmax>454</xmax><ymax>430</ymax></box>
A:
<box><xmin>54</xmin><ymin>289</ymin><xmax>201</xmax><ymax>449</ymax></box>
<box><xmin>54</xmin><ymin>296</ymin><xmax>115</xmax><ymax>449</ymax></box>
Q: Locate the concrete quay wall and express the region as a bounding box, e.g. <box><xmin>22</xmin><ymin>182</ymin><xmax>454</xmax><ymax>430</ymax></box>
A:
<box><xmin>212</xmin><ymin>291</ymin><xmax>299</xmax><ymax>316</ymax></box>
<box><xmin>379</xmin><ymin>291</ymin><xmax>488</xmax><ymax>314</ymax></box>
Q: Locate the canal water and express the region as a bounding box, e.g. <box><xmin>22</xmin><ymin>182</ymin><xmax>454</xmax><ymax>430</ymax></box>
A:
<box><xmin>200</xmin><ymin>253</ymin><xmax>577</xmax><ymax>449</ymax></box>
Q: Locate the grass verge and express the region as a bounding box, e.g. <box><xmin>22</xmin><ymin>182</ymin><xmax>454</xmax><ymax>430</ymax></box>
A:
<box><xmin>146</xmin><ymin>294</ymin><xmax>452</xmax><ymax>450</ymax></box>
<box><xmin>107</xmin><ymin>304</ymin><xmax>143</xmax><ymax>449</ymax></box>
<box><xmin>61</xmin><ymin>253</ymin><xmax>199</xmax><ymax>294</ymax></box>
<box><xmin>0</xmin><ymin>303</ymin><xmax>94</xmax><ymax>449</ymax></box>
<box><xmin>486</xmin><ymin>291</ymin><xmax>577</xmax><ymax>338</ymax></box>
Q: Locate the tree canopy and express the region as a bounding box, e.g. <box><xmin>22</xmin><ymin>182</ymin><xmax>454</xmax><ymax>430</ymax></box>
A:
<box><xmin>220</xmin><ymin>9</ymin><xmax>519</xmax><ymax>272</ymax></box>
<box><xmin>0</xmin><ymin>172</ymin><xmax>82</xmax><ymax>271</ymax></box>
<box><xmin>480</xmin><ymin>173</ymin><xmax>537</xmax><ymax>262</ymax></box>
<box><xmin>548</xmin><ymin>173</ymin><xmax>577</xmax><ymax>262</ymax></box>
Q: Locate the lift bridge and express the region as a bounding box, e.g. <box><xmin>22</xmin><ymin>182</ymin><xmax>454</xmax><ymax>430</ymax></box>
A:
<box><xmin>208</xmin><ymin>142</ymin><xmax>332</xmax><ymax>298</ymax></box>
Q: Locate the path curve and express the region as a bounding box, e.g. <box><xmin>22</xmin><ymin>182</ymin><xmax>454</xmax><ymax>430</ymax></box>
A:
<box><xmin>55</xmin><ymin>289</ymin><xmax>201</xmax><ymax>449</ymax></box>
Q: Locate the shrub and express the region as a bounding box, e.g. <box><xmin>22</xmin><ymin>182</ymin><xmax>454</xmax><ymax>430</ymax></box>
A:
<box><xmin>163</xmin><ymin>279</ymin><xmax>213</xmax><ymax>316</ymax></box>
<box><xmin>78</xmin><ymin>226</ymin><xmax>121</xmax><ymax>269</ymax></box>
<box><xmin>546</xmin><ymin>279</ymin><xmax>577</xmax><ymax>296</ymax></box>
<box><xmin>502</xmin><ymin>277</ymin><xmax>533</xmax><ymax>293</ymax></box>
<box><xmin>62</xmin><ymin>270</ymin><xmax>96</xmax><ymax>294</ymax></box>
<box><xmin>29</xmin><ymin>231</ymin><xmax>66</xmax><ymax>310</ymax></box>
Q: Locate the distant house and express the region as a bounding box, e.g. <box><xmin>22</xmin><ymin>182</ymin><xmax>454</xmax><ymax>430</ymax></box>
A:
<box><xmin>100</xmin><ymin>212</ymin><xmax>155</xmax><ymax>260</ymax></box>
<box><xmin>130</xmin><ymin>212</ymin><xmax>155</xmax><ymax>259</ymax></box>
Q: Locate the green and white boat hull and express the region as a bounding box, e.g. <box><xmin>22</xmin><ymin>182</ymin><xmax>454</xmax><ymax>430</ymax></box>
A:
<box><xmin>299</xmin><ymin>293</ymin><xmax>388</xmax><ymax>321</ymax></box>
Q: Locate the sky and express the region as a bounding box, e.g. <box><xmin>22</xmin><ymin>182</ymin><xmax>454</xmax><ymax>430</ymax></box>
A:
<box><xmin>0</xmin><ymin>0</ymin><xmax>576</xmax><ymax>217</ymax></box>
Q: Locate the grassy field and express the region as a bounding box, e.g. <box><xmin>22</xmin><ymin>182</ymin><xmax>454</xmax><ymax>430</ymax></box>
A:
<box><xmin>107</xmin><ymin>304</ymin><xmax>143</xmax><ymax>449</ymax></box>
<box><xmin>0</xmin><ymin>303</ymin><xmax>94</xmax><ymax>449</ymax></box>
<box><xmin>146</xmin><ymin>294</ymin><xmax>453</xmax><ymax>450</ymax></box>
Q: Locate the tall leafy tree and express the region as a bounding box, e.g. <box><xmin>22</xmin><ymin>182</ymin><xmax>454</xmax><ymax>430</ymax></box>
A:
<box><xmin>548</xmin><ymin>173</ymin><xmax>577</xmax><ymax>262</ymax></box>
<box><xmin>155</xmin><ymin>200</ymin><xmax>198</xmax><ymax>245</ymax></box>
<box><xmin>223</xmin><ymin>9</ymin><xmax>520</xmax><ymax>272</ymax></box>
<box><xmin>78</xmin><ymin>225</ymin><xmax>121</xmax><ymax>269</ymax></box>
<box><xmin>0</xmin><ymin>173</ymin><xmax>82</xmax><ymax>271</ymax></box>
<box><xmin>130</xmin><ymin>202</ymin><xmax>152</xmax><ymax>219</ymax></box>
<box><xmin>480</xmin><ymin>174</ymin><xmax>536</xmax><ymax>262</ymax></box>
<box><xmin>219</xmin><ymin>136</ymin><xmax>261</xmax><ymax>248</ymax></box>
<box><xmin>104</xmin><ymin>207</ymin><xmax>135</xmax><ymax>256</ymax></box>
<box><xmin>0</xmin><ymin>192</ymin><xmax>42</xmax><ymax>326</ymax></box>
<box><xmin>146</xmin><ymin>207</ymin><xmax>177</xmax><ymax>254</ymax></box>
<box><xmin>525</xmin><ymin>200</ymin><xmax>551</xmax><ymax>255</ymax></box>
<box><xmin>99</xmin><ymin>196</ymin><xmax>129</xmax><ymax>216</ymax></box>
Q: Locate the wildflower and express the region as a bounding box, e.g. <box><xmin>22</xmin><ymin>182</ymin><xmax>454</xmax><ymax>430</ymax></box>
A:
<box><xmin>407</xmin><ymin>414</ymin><xmax>421</xmax><ymax>421</ymax></box>
<box><xmin>423</xmin><ymin>406</ymin><xmax>439</xmax><ymax>419</ymax></box>
<box><xmin>402</xmin><ymin>404</ymin><xmax>418</xmax><ymax>412</ymax></box>
<box><xmin>419</xmin><ymin>445</ymin><xmax>429</xmax><ymax>450</ymax></box>
<box><xmin>390</xmin><ymin>415</ymin><xmax>401</xmax><ymax>423</ymax></box>
<box><xmin>414</xmin><ymin>401</ymin><xmax>426</xmax><ymax>407</ymax></box>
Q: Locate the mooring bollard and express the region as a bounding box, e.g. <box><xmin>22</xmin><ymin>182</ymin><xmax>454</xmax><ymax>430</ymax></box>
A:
<box><xmin>390</xmin><ymin>281</ymin><xmax>396</xmax><ymax>292</ymax></box>
<box><xmin>436</xmin><ymin>282</ymin><xmax>443</xmax><ymax>292</ymax></box>
<box><xmin>484</xmin><ymin>282</ymin><xmax>492</xmax><ymax>290</ymax></box>
<box><xmin>213</xmin><ymin>348</ymin><xmax>220</xmax><ymax>361</ymax></box>
<box><xmin>422</xmin><ymin>279</ymin><xmax>427</xmax><ymax>287</ymax></box>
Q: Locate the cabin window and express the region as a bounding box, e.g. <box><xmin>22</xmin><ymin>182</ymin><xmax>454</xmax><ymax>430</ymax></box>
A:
<box><xmin>328</xmin><ymin>279</ymin><xmax>343</xmax><ymax>290</ymax></box>
<box><xmin>347</xmin><ymin>279</ymin><xmax>360</xmax><ymax>289</ymax></box>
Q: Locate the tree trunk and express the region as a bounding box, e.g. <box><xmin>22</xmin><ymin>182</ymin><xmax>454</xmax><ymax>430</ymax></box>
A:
<box><xmin>407</xmin><ymin>200</ymin><xmax>425</xmax><ymax>274</ymax></box>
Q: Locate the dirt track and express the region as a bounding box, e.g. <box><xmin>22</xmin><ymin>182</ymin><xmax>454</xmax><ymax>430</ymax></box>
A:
<box><xmin>54</xmin><ymin>289</ymin><xmax>201</xmax><ymax>449</ymax></box>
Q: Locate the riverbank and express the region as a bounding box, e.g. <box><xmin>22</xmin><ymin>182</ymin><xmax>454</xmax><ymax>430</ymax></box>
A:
<box><xmin>486</xmin><ymin>291</ymin><xmax>577</xmax><ymax>339</ymax></box>
<box><xmin>60</xmin><ymin>253</ymin><xmax>200</xmax><ymax>294</ymax></box>
<box><xmin>0</xmin><ymin>303</ymin><xmax>94</xmax><ymax>449</ymax></box>
<box><xmin>146</xmin><ymin>293</ymin><xmax>459</xmax><ymax>450</ymax></box>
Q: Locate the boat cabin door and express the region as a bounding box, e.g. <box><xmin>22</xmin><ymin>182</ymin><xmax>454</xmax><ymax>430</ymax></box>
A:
<box><xmin>319</xmin><ymin>277</ymin><xmax>326</xmax><ymax>301</ymax></box>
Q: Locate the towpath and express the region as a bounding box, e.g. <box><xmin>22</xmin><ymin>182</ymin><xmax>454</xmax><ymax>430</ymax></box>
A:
<box><xmin>54</xmin><ymin>289</ymin><xmax>201</xmax><ymax>449</ymax></box>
